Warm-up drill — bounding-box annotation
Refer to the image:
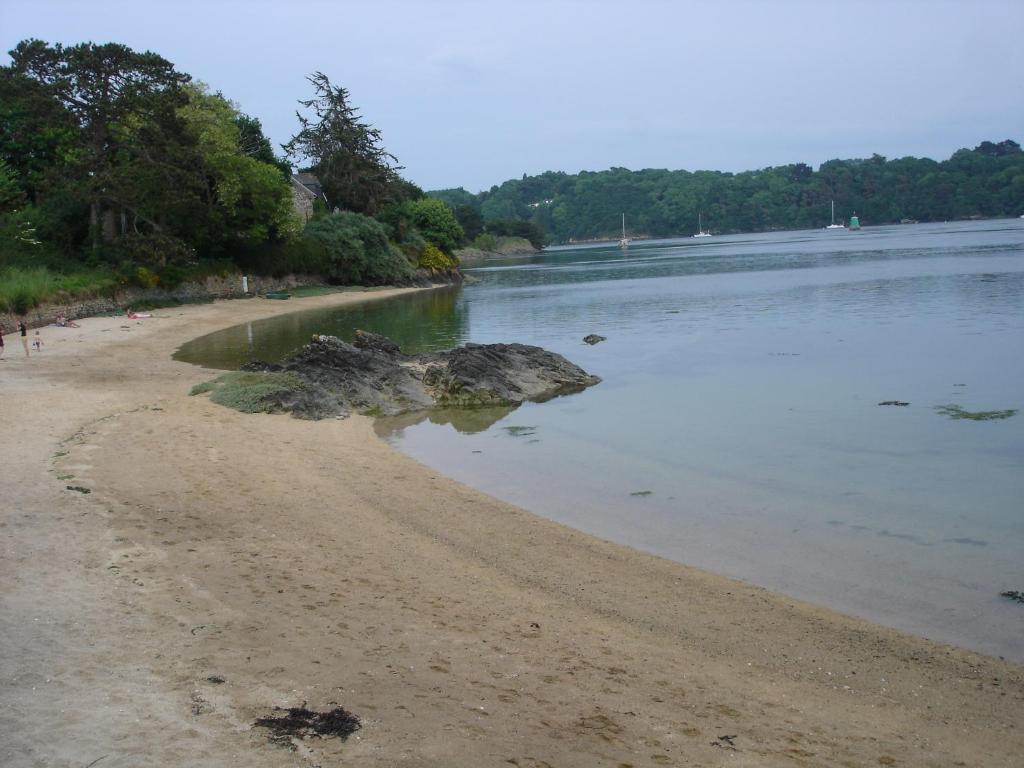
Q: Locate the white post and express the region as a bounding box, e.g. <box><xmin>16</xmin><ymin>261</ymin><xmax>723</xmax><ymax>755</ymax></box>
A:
<box><xmin>242</xmin><ymin>275</ymin><xmax>249</xmax><ymax>294</ymax></box>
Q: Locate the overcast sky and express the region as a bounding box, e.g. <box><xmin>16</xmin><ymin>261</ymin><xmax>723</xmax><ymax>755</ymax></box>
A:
<box><xmin>2</xmin><ymin>0</ymin><xmax>1022</xmax><ymax>192</ymax></box>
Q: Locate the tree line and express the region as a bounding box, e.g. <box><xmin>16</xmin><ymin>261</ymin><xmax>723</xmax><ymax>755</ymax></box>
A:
<box><xmin>430</xmin><ymin>140</ymin><xmax>1024</xmax><ymax>243</ymax></box>
<box><xmin>0</xmin><ymin>39</ymin><xmax>470</xmax><ymax>314</ymax></box>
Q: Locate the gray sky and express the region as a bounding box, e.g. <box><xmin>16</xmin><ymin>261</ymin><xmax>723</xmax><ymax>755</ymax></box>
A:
<box><xmin>2</xmin><ymin>0</ymin><xmax>1022</xmax><ymax>192</ymax></box>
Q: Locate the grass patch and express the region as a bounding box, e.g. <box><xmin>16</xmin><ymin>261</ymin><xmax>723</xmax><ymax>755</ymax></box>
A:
<box><xmin>288</xmin><ymin>285</ymin><xmax>343</xmax><ymax>298</ymax></box>
<box><xmin>190</xmin><ymin>371</ymin><xmax>304</xmax><ymax>414</ymax></box>
<box><xmin>934</xmin><ymin>404</ymin><xmax>1018</xmax><ymax>421</ymax></box>
<box><xmin>0</xmin><ymin>266</ymin><xmax>118</xmax><ymax>314</ymax></box>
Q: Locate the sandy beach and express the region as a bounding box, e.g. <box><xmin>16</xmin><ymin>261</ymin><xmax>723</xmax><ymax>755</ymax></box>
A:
<box><xmin>1</xmin><ymin>288</ymin><xmax>1021</xmax><ymax>768</ymax></box>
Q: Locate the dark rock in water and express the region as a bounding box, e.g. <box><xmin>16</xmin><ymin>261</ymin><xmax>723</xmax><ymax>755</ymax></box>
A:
<box><xmin>232</xmin><ymin>332</ymin><xmax>601</xmax><ymax>420</ymax></box>
<box><xmin>583</xmin><ymin>334</ymin><xmax>606</xmax><ymax>345</ymax></box>
<box><xmin>1001</xmin><ymin>590</ymin><xmax>1024</xmax><ymax>604</ymax></box>
<box><xmin>878</xmin><ymin>400</ymin><xmax>910</xmax><ymax>407</ymax></box>
<box><xmin>352</xmin><ymin>329</ymin><xmax>401</xmax><ymax>354</ymax></box>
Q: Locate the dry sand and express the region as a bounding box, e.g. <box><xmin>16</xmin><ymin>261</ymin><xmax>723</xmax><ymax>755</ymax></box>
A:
<box><xmin>1</xmin><ymin>289</ymin><xmax>1021</xmax><ymax>768</ymax></box>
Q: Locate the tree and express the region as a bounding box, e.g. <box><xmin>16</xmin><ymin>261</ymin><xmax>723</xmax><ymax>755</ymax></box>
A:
<box><xmin>4</xmin><ymin>39</ymin><xmax>191</xmax><ymax>247</ymax></box>
<box><xmin>453</xmin><ymin>204</ymin><xmax>483</xmax><ymax>240</ymax></box>
<box><xmin>0</xmin><ymin>158</ymin><xmax>25</xmax><ymax>213</ymax></box>
<box><xmin>284</xmin><ymin>72</ymin><xmax>413</xmax><ymax>215</ymax></box>
<box><xmin>235</xmin><ymin>113</ymin><xmax>291</xmax><ymax>178</ymax></box>
<box><xmin>178</xmin><ymin>84</ymin><xmax>299</xmax><ymax>250</ymax></box>
<box><xmin>974</xmin><ymin>139</ymin><xmax>1021</xmax><ymax>157</ymax></box>
<box><xmin>404</xmin><ymin>198</ymin><xmax>464</xmax><ymax>253</ymax></box>
<box><xmin>0</xmin><ymin>66</ymin><xmax>77</xmax><ymax>202</ymax></box>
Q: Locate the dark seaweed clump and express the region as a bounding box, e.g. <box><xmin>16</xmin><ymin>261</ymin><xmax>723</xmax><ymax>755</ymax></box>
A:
<box><xmin>935</xmin><ymin>404</ymin><xmax>1017</xmax><ymax>421</ymax></box>
<box><xmin>254</xmin><ymin>705</ymin><xmax>361</xmax><ymax>748</ymax></box>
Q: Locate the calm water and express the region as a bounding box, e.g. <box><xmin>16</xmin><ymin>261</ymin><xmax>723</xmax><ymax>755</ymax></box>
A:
<box><xmin>176</xmin><ymin>220</ymin><xmax>1024</xmax><ymax>661</ymax></box>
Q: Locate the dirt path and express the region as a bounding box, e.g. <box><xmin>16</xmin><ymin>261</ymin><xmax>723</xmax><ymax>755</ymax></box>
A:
<box><xmin>1</xmin><ymin>290</ymin><xmax>1021</xmax><ymax>767</ymax></box>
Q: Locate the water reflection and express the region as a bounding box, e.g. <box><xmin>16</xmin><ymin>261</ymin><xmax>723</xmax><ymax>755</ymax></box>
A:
<box><xmin>376</xmin><ymin>405</ymin><xmax>516</xmax><ymax>436</ymax></box>
<box><xmin>176</xmin><ymin>287</ymin><xmax>469</xmax><ymax>369</ymax></box>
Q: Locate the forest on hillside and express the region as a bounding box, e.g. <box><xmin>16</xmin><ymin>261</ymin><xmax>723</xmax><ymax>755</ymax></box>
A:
<box><xmin>430</xmin><ymin>140</ymin><xmax>1024</xmax><ymax>243</ymax></box>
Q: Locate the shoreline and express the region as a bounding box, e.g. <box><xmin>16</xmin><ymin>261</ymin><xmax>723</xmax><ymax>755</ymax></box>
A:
<box><xmin>1</xmin><ymin>288</ymin><xmax>1022</xmax><ymax>766</ymax></box>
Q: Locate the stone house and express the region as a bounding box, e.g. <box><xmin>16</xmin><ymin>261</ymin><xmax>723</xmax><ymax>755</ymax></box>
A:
<box><xmin>291</xmin><ymin>172</ymin><xmax>328</xmax><ymax>222</ymax></box>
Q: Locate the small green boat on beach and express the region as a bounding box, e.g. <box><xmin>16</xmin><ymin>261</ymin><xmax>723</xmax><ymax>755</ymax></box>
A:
<box><xmin>264</xmin><ymin>291</ymin><xmax>291</xmax><ymax>300</ymax></box>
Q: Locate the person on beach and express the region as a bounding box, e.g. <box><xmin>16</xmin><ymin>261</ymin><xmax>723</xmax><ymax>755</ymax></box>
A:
<box><xmin>32</xmin><ymin>330</ymin><xmax>42</xmax><ymax>352</ymax></box>
<box><xmin>18</xmin><ymin>320</ymin><xmax>29</xmax><ymax>357</ymax></box>
<box><xmin>0</xmin><ymin>324</ymin><xmax>5</xmax><ymax>359</ymax></box>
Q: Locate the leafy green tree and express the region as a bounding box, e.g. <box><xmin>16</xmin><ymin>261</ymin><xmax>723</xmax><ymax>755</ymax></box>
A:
<box><xmin>0</xmin><ymin>158</ymin><xmax>25</xmax><ymax>213</ymax></box>
<box><xmin>4</xmin><ymin>39</ymin><xmax>191</xmax><ymax>247</ymax></box>
<box><xmin>235</xmin><ymin>113</ymin><xmax>291</xmax><ymax>178</ymax></box>
<box><xmin>453</xmin><ymin>204</ymin><xmax>483</xmax><ymax>240</ymax></box>
<box><xmin>428</xmin><ymin>187</ymin><xmax>479</xmax><ymax>209</ymax></box>
<box><xmin>284</xmin><ymin>72</ymin><xmax>414</xmax><ymax>215</ymax></box>
<box><xmin>0</xmin><ymin>66</ymin><xmax>77</xmax><ymax>202</ymax></box>
<box><xmin>178</xmin><ymin>83</ymin><xmax>300</xmax><ymax>249</ymax></box>
<box><xmin>405</xmin><ymin>198</ymin><xmax>464</xmax><ymax>253</ymax></box>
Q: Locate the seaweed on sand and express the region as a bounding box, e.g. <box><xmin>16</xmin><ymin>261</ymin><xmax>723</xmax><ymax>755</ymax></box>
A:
<box><xmin>189</xmin><ymin>371</ymin><xmax>305</xmax><ymax>414</ymax></box>
<box><xmin>253</xmin><ymin>705</ymin><xmax>361</xmax><ymax>748</ymax></box>
<box><xmin>934</xmin><ymin>404</ymin><xmax>1018</xmax><ymax>421</ymax></box>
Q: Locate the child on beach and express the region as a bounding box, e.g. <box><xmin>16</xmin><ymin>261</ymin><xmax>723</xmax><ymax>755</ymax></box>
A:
<box><xmin>32</xmin><ymin>331</ymin><xmax>42</xmax><ymax>352</ymax></box>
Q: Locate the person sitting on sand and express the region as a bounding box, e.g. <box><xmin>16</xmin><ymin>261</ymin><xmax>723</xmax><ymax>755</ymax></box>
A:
<box><xmin>55</xmin><ymin>314</ymin><xmax>80</xmax><ymax>328</ymax></box>
<box><xmin>125</xmin><ymin>308</ymin><xmax>152</xmax><ymax>320</ymax></box>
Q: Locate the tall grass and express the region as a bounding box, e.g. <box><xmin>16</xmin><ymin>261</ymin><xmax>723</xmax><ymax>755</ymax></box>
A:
<box><xmin>0</xmin><ymin>266</ymin><xmax>118</xmax><ymax>315</ymax></box>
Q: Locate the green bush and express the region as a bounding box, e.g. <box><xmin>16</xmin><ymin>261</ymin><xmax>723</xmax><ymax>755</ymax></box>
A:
<box><xmin>378</xmin><ymin>198</ymin><xmax>465</xmax><ymax>253</ymax></box>
<box><xmin>304</xmin><ymin>212</ymin><xmax>411</xmax><ymax>285</ymax></box>
<box><xmin>134</xmin><ymin>265</ymin><xmax>160</xmax><ymax>289</ymax></box>
<box><xmin>418</xmin><ymin>243</ymin><xmax>458</xmax><ymax>271</ymax></box>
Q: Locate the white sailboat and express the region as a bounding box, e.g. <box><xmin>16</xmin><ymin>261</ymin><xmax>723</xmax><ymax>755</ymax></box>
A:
<box><xmin>619</xmin><ymin>213</ymin><xmax>630</xmax><ymax>248</ymax></box>
<box><xmin>693</xmin><ymin>211</ymin><xmax>712</xmax><ymax>238</ymax></box>
<box><xmin>825</xmin><ymin>200</ymin><xmax>845</xmax><ymax>229</ymax></box>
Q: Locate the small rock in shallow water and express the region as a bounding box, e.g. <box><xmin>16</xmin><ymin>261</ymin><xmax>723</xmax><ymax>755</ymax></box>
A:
<box><xmin>878</xmin><ymin>401</ymin><xmax>909</xmax><ymax>407</ymax></box>
<box><xmin>583</xmin><ymin>334</ymin><xmax>606</xmax><ymax>345</ymax></box>
<box><xmin>1000</xmin><ymin>590</ymin><xmax>1024</xmax><ymax>604</ymax></box>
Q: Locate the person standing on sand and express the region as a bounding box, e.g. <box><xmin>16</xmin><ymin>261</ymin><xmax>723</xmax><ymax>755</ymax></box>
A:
<box><xmin>0</xmin><ymin>324</ymin><xmax>5</xmax><ymax>359</ymax></box>
<box><xmin>18</xmin><ymin>320</ymin><xmax>29</xmax><ymax>357</ymax></box>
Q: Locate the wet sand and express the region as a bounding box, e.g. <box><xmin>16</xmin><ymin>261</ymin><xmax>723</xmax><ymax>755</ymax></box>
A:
<box><xmin>1</xmin><ymin>289</ymin><xmax>1021</xmax><ymax>767</ymax></box>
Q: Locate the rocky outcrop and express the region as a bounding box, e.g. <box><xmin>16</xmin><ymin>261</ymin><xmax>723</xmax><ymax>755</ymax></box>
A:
<box><xmin>238</xmin><ymin>331</ymin><xmax>601</xmax><ymax>420</ymax></box>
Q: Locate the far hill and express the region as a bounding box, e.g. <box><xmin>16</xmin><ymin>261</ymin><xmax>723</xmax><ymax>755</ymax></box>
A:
<box><xmin>429</xmin><ymin>140</ymin><xmax>1024</xmax><ymax>243</ymax></box>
